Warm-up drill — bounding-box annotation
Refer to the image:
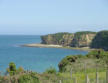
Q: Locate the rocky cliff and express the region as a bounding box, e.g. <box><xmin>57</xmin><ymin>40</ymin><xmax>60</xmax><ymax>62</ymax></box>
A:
<box><xmin>90</xmin><ymin>30</ymin><xmax>108</xmax><ymax>51</ymax></box>
<box><xmin>41</xmin><ymin>32</ymin><xmax>74</xmax><ymax>46</ymax></box>
<box><xmin>41</xmin><ymin>31</ymin><xmax>96</xmax><ymax>47</ymax></box>
<box><xmin>71</xmin><ymin>31</ymin><xmax>96</xmax><ymax>47</ymax></box>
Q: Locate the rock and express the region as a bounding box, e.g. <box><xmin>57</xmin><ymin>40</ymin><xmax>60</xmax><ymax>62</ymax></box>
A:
<box><xmin>71</xmin><ymin>31</ymin><xmax>96</xmax><ymax>47</ymax></box>
<box><xmin>41</xmin><ymin>32</ymin><xmax>74</xmax><ymax>46</ymax></box>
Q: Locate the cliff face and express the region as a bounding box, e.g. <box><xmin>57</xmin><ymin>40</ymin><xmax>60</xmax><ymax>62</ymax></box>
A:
<box><xmin>41</xmin><ymin>31</ymin><xmax>96</xmax><ymax>47</ymax></box>
<box><xmin>90</xmin><ymin>31</ymin><xmax>108</xmax><ymax>51</ymax></box>
<box><xmin>71</xmin><ymin>32</ymin><xmax>96</xmax><ymax>47</ymax></box>
<box><xmin>60</xmin><ymin>34</ymin><xmax>74</xmax><ymax>46</ymax></box>
<box><xmin>41</xmin><ymin>33</ymin><xmax>74</xmax><ymax>46</ymax></box>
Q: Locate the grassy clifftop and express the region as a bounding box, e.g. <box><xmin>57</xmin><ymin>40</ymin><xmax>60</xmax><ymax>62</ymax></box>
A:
<box><xmin>58</xmin><ymin>49</ymin><xmax>108</xmax><ymax>73</ymax></box>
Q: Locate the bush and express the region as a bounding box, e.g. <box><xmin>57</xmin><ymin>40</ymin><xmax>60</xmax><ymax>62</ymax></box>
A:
<box><xmin>18</xmin><ymin>73</ymin><xmax>39</xmax><ymax>83</ymax></box>
<box><xmin>86</xmin><ymin>49</ymin><xmax>108</xmax><ymax>59</ymax></box>
<box><xmin>9</xmin><ymin>62</ymin><xmax>16</xmax><ymax>71</ymax></box>
<box><xmin>44</xmin><ymin>67</ymin><xmax>57</xmax><ymax>74</ymax></box>
<box><xmin>7</xmin><ymin>62</ymin><xmax>17</xmax><ymax>75</ymax></box>
<box><xmin>58</xmin><ymin>55</ymin><xmax>81</xmax><ymax>72</ymax></box>
<box><xmin>7</xmin><ymin>62</ymin><xmax>25</xmax><ymax>76</ymax></box>
<box><xmin>17</xmin><ymin>67</ymin><xmax>24</xmax><ymax>74</ymax></box>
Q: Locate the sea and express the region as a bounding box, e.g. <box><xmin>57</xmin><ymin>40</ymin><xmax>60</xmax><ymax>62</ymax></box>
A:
<box><xmin>0</xmin><ymin>35</ymin><xmax>88</xmax><ymax>73</ymax></box>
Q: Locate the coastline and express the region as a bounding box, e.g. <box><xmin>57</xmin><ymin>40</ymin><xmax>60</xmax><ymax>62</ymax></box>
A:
<box><xmin>21</xmin><ymin>43</ymin><xmax>94</xmax><ymax>51</ymax></box>
<box><xmin>22</xmin><ymin>43</ymin><xmax>63</xmax><ymax>48</ymax></box>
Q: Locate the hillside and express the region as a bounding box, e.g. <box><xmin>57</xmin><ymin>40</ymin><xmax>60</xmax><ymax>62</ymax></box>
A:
<box><xmin>90</xmin><ymin>30</ymin><xmax>108</xmax><ymax>51</ymax></box>
<box><xmin>58</xmin><ymin>50</ymin><xmax>108</xmax><ymax>73</ymax></box>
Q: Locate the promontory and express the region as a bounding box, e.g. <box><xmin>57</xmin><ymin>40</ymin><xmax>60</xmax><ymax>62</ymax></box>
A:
<box><xmin>23</xmin><ymin>30</ymin><xmax>108</xmax><ymax>51</ymax></box>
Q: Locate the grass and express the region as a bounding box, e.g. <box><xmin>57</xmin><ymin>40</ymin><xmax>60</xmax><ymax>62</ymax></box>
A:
<box><xmin>57</xmin><ymin>71</ymin><xmax>106</xmax><ymax>83</ymax></box>
<box><xmin>0</xmin><ymin>70</ymin><xmax>106</xmax><ymax>83</ymax></box>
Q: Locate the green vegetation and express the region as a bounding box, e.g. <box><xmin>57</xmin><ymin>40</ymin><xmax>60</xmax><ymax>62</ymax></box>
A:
<box><xmin>91</xmin><ymin>30</ymin><xmax>108</xmax><ymax>51</ymax></box>
<box><xmin>57</xmin><ymin>72</ymin><xmax>106</xmax><ymax>83</ymax></box>
<box><xmin>18</xmin><ymin>73</ymin><xmax>39</xmax><ymax>83</ymax></box>
<box><xmin>7</xmin><ymin>62</ymin><xmax>17</xmax><ymax>76</ymax></box>
<box><xmin>0</xmin><ymin>73</ymin><xmax>40</xmax><ymax>83</ymax></box>
<box><xmin>44</xmin><ymin>66</ymin><xmax>57</xmax><ymax>74</ymax></box>
<box><xmin>75</xmin><ymin>31</ymin><xmax>96</xmax><ymax>35</ymax></box>
<box><xmin>7</xmin><ymin>62</ymin><xmax>24</xmax><ymax>76</ymax></box>
<box><xmin>51</xmin><ymin>32</ymin><xmax>71</xmax><ymax>41</ymax></box>
<box><xmin>0</xmin><ymin>50</ymin><xmax>108</xmax><ymax>83</ymax></box>
<box><xmin>0</xmin><ymin>62</ymin><xmax>39</xmax><ymax>83</ymax></box>
<box><xmin>58</xmin><ymin>50</ymin><xmax>108</xmax><ymax>73</ymax></box>
<box><xmin>58</xmin><ymin>55</ymin><xmax>78</xmax><ymax>72</ymax></box>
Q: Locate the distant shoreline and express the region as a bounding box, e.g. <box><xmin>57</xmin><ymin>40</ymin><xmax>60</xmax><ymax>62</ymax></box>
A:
<box><xmin>21</xmin><ymin>43</ymin><xmax>95</xmax><ymax>51</ymax></box>
<box><xmin>22</xmin><ymin>43</ymin><xmax>63</xmax><ymax>48</ymax></box>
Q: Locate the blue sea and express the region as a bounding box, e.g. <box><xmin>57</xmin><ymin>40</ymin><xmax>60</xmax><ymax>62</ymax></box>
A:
<box><xmin>0</xmin><ymin>35</ymin><xmax>88</xmax><ymax>73</ymax></box>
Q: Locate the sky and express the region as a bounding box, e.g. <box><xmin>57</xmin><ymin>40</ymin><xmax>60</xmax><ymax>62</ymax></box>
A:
<box><xmin>0</xmin><ymin>0</ymin><xmax>108</xmax><ymax>35</ymax></box>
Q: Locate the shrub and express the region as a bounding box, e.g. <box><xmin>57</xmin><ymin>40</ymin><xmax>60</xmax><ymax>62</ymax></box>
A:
<box><xmin>44</xmin><ymin>67</ymin><xmax>57</xmax><ymax>74</ymax></box>
<box><xmin>18</xmin><ymin>73</ymin><xmax>39</xmax><ymax>83</ymax></box>
<box><xmin>7</xmin><ymin>62</ymin><xmax>16</xmax><ymax>75</ymax></box>
<box><xmin>86</xmin><ymin>49</ymin><xmax>107</xmax><ymax>59</ymax></box>
<box><xmin>58</xmin><ymin>55</ymin><xmax>79</xmax><ymax>72</ymax></box>
<box><xmin>17</xmin><ymin>67</ymin><xmax>24</xmax><ymax>74</ymax></box>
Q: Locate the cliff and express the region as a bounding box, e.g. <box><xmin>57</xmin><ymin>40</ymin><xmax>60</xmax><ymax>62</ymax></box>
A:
<box><xmin>41</xmin><ymin>31</ymin><xmax>96</xmax><ymax>47</ymax></box>
<box><xmin>71</xmin><ymin>31</ymin><xmax>96</xmax><ymax>47</ymax></box>
<box><xmin>90</xmin><ymin>30</ymin><xmax>108</xmax><ymax>51</ymax></box>
<box><xmin>41</xmin><ymin>32</ymin><xmax>74</xmax><ymax>46</ymax></box>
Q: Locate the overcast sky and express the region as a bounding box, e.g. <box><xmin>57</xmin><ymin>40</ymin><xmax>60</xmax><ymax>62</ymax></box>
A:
<box><xmin>0</xmin><ymin>0</ymin><xmax>108</xmax><ymax>35</ymax></box>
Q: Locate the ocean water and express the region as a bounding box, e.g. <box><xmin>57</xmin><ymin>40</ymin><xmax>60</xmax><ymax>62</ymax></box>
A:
<box><xmin>0</xmin><ymin>35</ymin><xmax>88</xmax><ymax>73</ymax></box>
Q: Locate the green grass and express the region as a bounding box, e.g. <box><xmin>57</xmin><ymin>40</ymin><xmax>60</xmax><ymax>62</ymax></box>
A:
<box><xmin>57</xmin><ymin>71</ymin><xmax>106</xmax><ymax>83</ymax></box>
<box><xmin>0</xmin><ymin>71</ymin><xmax>106</xmax><ymax>83</ymax></box>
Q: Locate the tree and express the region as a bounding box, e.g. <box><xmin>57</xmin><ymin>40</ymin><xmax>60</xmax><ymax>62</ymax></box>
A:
<box><xmin>7</xmin><ymin>62</ymin><xmax>16</xmax><ymax>76</ymax></box>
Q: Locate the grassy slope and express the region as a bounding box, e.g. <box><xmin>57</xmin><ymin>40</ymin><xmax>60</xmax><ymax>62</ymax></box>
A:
<box><xmin>58</xmin><ymin>72</ymin><xmax>106</xmax><ymax>83</ymax></box>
